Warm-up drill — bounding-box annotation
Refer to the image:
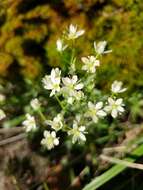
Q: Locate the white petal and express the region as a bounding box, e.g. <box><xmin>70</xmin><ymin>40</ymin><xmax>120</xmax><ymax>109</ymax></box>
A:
<box><xmin>51</xmin><ymin>131</ymin><xmax>56</xmax><ymax>138</ymax></box>
<box><xmin>51</xmin><ymin>68</ymin><xmax>56</xmax><ymax>79</ymax></box>
<box><xmin>116</xmin><ymin>98</ymin><xmax>123</xmax><ymax>105</ymax></box>
<box><xmin>111</xmin><ymin>109</ymin><xmax>118</xmax><ymax>118</ymax></box>
<box><xmin>73</xmin><ymin>122</ymin><xmax>78</xmax><ymax>129</ymax></box>
<box><xmin>118</xmin><ymin>106</ymin><xmax>124</xmax><ymax>112</ymax></box>
<box><xmin>44</xmin><ymin>131</ymin><xmax>50</xmax><ymax>137</ymax></box>
<box><xmin>93</xmin><ymin>115</ymin><xmax>98</xmax><ymax>123</ymax></box>
<box><xmin>41</xmin><ymin>139</ymin><xmax>45</xmax><ymax>145</ymax></box>
<box><xmin>94</xmin><ymin>41</ymin><xmax>97</xmax><ymax>50</ymax></box>
<box><xmin>72</xmin><ymin>136</ymin><xmax>77</xmax><ymax>144</ymax></box>
<box><xmin>54</xmin><ymin>138</ymin><xmax>59</xmax><ymax>146</ymax></box>
<box><xmin>97</xmin><ymin>110</ymin><xmax>107</xmax><ymax>117</ymax></box>
<box><xmin>79</xmin><ymin>126</ymin><xmax>86</xmax><ymax>132</ymax></box>
<box><xmin>72</xmin><ymin>75</ymin><xmax>78</xmax><ymax>84</ymax></box>
<box><xmin>104</xmin><ymin>106</ymin><xmax>111</xmax><ymax>112</ymax></box>
<box><xmin>75</xmin><ymin>83</ymin><xmax>84</xmax><ymax>90</ymax></box>
<box><xmin>80</xmin><ymin>133</ymin><xmax>86</xmax><ymax>141</ymax></box>
<box><xmin>119</xmin><ymin>88</ymin><xmax>127</xmax><ymax>93</ymax></box>
<box><xmin>76</xmin><ymin>30</ymin><xmax>85</xmax><ymax>37</ymax></box>
<box><xmin>88</xmin><ymin>101</ymin><xmax>94</xmax><ymax>109</ymax></box>
<box><xmin>108</xmin><ymin>97</ymin><xmax>115</xmax><ymax>105</ymax></box>
<box><xmin>56</xmin><ymin>39</ymin><xmax>62</xmax><ymax>51</ymax></box>
<box><xmin>69</xmin><ymin>24</ymin><xmax>76</xmax><ymax>33</ymax></box>
<box><xmin>62</xmin><ymin>77</ymin><xmax>71</xmax><ymax>86</ymax></box>
<box><xmin>81</xmin><ymin>57</ymin><xmax>89</xmax><ymax>64</ymax></box>
<box><xmin>94</xmin><ymin>60</ymin><xmax>100</xmax><ymax>66</ymax></box>
<box><xmin>95</xmin><ymin>102</ymin><xmax>103</xmax><ymax>109</ymax></box>
<box><xmin>97</xmin><ymin>41</ymin><xmax>107</xmax><ymax>54</ymax></box>
<box><xmin>82</xmin><ymin>65</ymin><xmax>87</xmax><ymax>71</ymax></box>
<box><xmin>67</xmin><ymin>97</ymin><xmax>74</xmax><ymax>104</ymax></box>
<box><xmin>103</xmin><ymin>50</ymin><xmax>112</xmax><ymax>54</ymax></box>
<box><xmin>50</xmin><ymin>90</ymin><xmax>55</xmax><ymax>97</ymax></box>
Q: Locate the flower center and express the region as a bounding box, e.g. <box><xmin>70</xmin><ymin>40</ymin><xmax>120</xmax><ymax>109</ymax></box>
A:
<box><xmin>47</xmin><ymin>137</ymin><xmax>54</xmax><ymax>146</ymax></box>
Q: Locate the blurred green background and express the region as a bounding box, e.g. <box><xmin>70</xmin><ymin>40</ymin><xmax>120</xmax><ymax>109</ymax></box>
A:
<box><xmin>0</xmin><ymin>0</ymin><xmax>143</xmax><ymax>91</ymax></box>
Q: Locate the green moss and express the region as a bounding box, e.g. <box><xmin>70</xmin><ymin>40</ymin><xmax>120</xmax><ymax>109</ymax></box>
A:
<box><xmin>0</xmin><ymin>0</ymin><xmax>143</xmax><ymax>90</ymax></box>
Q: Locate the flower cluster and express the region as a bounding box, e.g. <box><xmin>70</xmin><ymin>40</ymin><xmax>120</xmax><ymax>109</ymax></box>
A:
<box><xmin>22</xmin><ymin>24</ymin><xmax>127</xmax><ymax>150</ymax></box>
<box><xmin>42</xmin><ymin>68</ymin><xmax>61</xmax><ymax>97</ymax></box>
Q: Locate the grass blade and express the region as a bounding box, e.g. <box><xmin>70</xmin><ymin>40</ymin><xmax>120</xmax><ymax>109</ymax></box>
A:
<box><xmin>83</xmin><ymin>144</ymin><xmax>143</xmax><ymax>190</ymax></box>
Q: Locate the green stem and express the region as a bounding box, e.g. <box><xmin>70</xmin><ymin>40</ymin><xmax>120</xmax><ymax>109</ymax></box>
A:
<box><xmin>70</xmin><ymin>39</ymin><xmax>75</xmax><ymax>64</ymax></box>
<box><xmin>43</xmin><ymin>182</ymin><xmax>49</xmax><ymax>190</ymax></box>
<box><xmin>12</xmin><ymin>176</ymin><xmax>21</xmax><ymax>190</ymax></box>
<box><xmin>38</xmin><ymin>110</ymin><xmax>47</xmax><ymax>122</ymax></box>
<box><xmin>55</xmin><ymin>94</ymin><xmax>65</xmax><ymax>110</ymax></box>
<box><xmin>95</xmin><ymin>52</ymin><xmax>100</xmax><ymax>59</ymax></box>
<box><xmin>63</xmin><ymin>125</ymin><xmax>71</xmax><ymax>131</ymax></box>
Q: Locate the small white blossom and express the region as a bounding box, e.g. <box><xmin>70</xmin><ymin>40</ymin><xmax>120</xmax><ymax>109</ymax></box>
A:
<box><xmin>46</xmin><ymin>114</ymin><xmax>63</xmax><ymax>131</ymax></box>
<box><xmin>111</xmin><ymin>81</ymin><xmax>127</xmax><ymax>94</ymax></box>
<box><xmin>67</xmin><ymin>90</ymin><xmax>84</xmax><ymax>104</ymax></box>
<box><xmin>86</xmin><ymin>101</ymin><xmax>107</xmax><ymax>123</ymax></box>
<box><xmin>68</xmin><ymin>121</ymin><xmax>86</xmax><ymax>143</ymax></box>
<box><xmin>23</xmin><ymin>114</ymin><xmax>36</xmax><ymax>132</ymax></box>
<box><xmin>94</xmin><ymin>41</ymin><xmax>112</xmax><ymax>55</ymax></box>
<box><xmin>67</xmin><ymin>24</ymin><xmax>85</xmax><ymax>40</ymax></box>
<box><xmin>81</xmin><ymin>55</ymin><xmax>100</xmax><ymax>73</ymax></box>
<box><xmin>62</xmin><ymin>75</ymin><xmax>84</xmax><ymax>104</ymax></box>
<box><xmin>30</xmin><ymin>98</ymin><xmax>41</xmax><ymax>110</ymax></box>
<box><xmin>0</xmin><ymin>109</ymin><xmax>6</xmax><ymax>120</ymax></box>
<box><xmin>41</xmin><ymin>131</ymin><xmax>59</xmax><ymax>150</ymax></box>
<box><xmin>56</xmin><ymin>39</ymin><xmax>68</xmax><ymax>52</ymax></box>
<box><xmin>0</xmin><ymin>94</ymin><xmax>5</xmax><ymax>103</ymax></box>
<box><xmin>104</xmin><ymin>97</ymin><xmax>125</xmax><ymax>118</ymax></box>
<box><xmin>42</xmin><ymin>68</ymin><xmax>61</xmax><ymax>97</ymax></box>
<box><xmin>62</xmin><ymin>75</ymin><xmax>83</xmax><ymax>97</ymax></box>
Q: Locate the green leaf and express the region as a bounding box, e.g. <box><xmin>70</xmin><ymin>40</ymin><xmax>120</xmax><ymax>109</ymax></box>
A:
<box><xmin>83</xmin><ymin>144</ymin><xmax>143</xmax><ymax>190</ymax></box>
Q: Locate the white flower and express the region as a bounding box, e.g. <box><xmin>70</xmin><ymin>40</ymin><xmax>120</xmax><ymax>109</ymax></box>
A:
<box><xmin>0</xmin><ymin>109</ymin><xmax>6</xmax><ymax>120</ymax></box>
<box><xmin>46</xmin><ymin>114</ymin><xmax>63</xmax><ymax>131</ymax></box>
<box><xmin>81</xmin><ymin>56</ymin><xmax>100</xmax><ymax>73</ymax></box>
<box><xmin>104</xmin><ymin>97</ymin><xmax>125</xmax><ymax>118</ymax></box>
<box><xmin>62</xmin><ymin>75</ymin><xmax>83</xmax><ymax>97</ymax></box>
<box><xmin>56</xmin><ymin>39</ymin><xmax>68</xmax><ymax>52</ymax></box>
<box><xmin>0</xmin><ymin>94</ymin><xmax>5</xmax><ymax>103</ymax></box>
<box><xmin>30</xmin><ymin>98</ymin><xmax>41</xmax><ymax>110</ymax></box>
<box><xmin>68</xmin><ymin>121</ymin><xmax>86</xmax><ymax>143</ymax></box>
<box><xmin>67</xmin><ymin>90</ymin><xmax>84</xmax><ymax>104</ymax></box>
<box><xmin>67</xmin><ymin>97</ymin><xmax>74</xmax><ymax>104</ymax></box>
<box><xmin>41</xmin><ymin>131</ymin><xmax>59</xmax><ymax>150</ymax></box>
<box><xmin>62</xmin><ymin>75</ymin><xmax>84</xmax><ymax>104</ymax></box>
<box><xmin>94</xmin><ymin>41</ymin><xmax>112</xmax><ymax>55</ymax></box>
<box><xmin>42</xmin><ymin>68</ymin><xmax>61</xmax><ymax>97</ymax></box>
<box><xmin>111</xmin><ymin>81</ymin><xmax>127</xmax><ymax>93</ymax></box>
<box><xmin>67</xmin><ymin>24</ymin><xmax>85</xmax><ymax>40</ymax></box>
<box><xmin>86</xmin><ymin>101</ymin><xmax>107</xmax><ymax>123</ymax></box>
<box><xmin>23</xmin><ymin>114</ymin><xmax>36</xmax><ymax>132</ymax></box>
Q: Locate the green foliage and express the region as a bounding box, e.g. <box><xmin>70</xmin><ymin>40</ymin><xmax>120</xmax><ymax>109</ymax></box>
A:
<box><xmin>83</xmin><ymin>144</ymin><xmax>143</xmax><ymax>190</ymax></box>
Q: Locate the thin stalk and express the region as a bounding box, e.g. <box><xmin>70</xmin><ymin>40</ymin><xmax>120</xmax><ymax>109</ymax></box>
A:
<box><xmin>70</xmin><ymin>40</ymin><xmax>75</xmax><ymax>65</ymax></box>
<box><xmin>55</xmin><ymin>94</ymin><xmax>65</xmax><ymax>110</ymax></box>
<box><xmin>43</xmin><ymin>182</ymin><xmax>49</xmax><ymax>190</ymax></box>
<box><xmin>12</xmin><ymin>176</ymin><xmax>21</xmax><ymax>190</ymax></box>
<box><xmin>100</xmin><ymin>154</ymin><xmax>143</xmax><ymax>170</ymax></box>
<box><xmin>37</xmin><ymin>109</ymin><xmax>47</xmax><ymax>122</ymax></box>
